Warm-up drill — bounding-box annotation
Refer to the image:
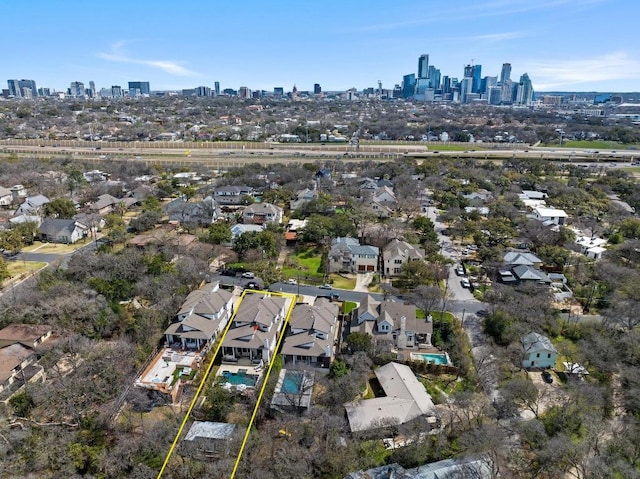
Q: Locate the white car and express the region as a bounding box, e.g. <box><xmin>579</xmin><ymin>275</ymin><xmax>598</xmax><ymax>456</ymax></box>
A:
<box><xmin>460</xmin><ymin>277</ymin><xmax>471</xmax><ymax>288</ymax></box>
<box><xmin>288</xmin><ymin>278</ymin><xmax>297</xmax><ymax>285</ymax></box>
<box><xmin>241</xmin><ymin>272</ymin><xmax>255</xmax><ymax>279</ymax></box>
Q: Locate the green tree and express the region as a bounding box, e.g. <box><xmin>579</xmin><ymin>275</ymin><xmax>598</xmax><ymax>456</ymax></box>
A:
<box><xmin>0</xmin><ymin>229</ymin><xmax>23</xmax><ymax>254</ymax></box>
<box><xmin>43</xmin><ymin>198</ymin><xmax>77</xmax><ymax>218</ymax></box>
<box><xmin>0</xmin><ymin>258</ymin><xmax>9</xmax><ymax>283</ymax></box>
<box><xmin>66</xmin><ymin>169</ymin><xmax>86</xmax><ymax>195</ymax></box>
<box><xmin>142</xmin><ymin>195</ymin><xmax>162</xmax><ymax>213</ymax></box>
<box><xmin>345</xmin><ymin>332</ymin><xmax>372</xmax><ymax>353</ymax></box>
<box><xmin>202</xmin><ymin>222</ymin><xmax>232</xmax><ymax>245</ymax></box>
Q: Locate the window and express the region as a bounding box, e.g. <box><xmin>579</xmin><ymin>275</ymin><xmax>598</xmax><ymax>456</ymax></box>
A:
<box><xmin>547</xmin><ymin>353</ymin><xmax>551</xmax><ymax>358</ymax></box>
<box><xmin>536</xmin><ymin>353</ymin><xmax>540</xmax><ymax>358</ymax></box>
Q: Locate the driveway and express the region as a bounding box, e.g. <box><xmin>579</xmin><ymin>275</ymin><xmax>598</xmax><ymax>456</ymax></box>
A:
<box><xmin>354</xmin><ymin>272</ymin><xmax>373</xmax><ymax>292</ymax></box>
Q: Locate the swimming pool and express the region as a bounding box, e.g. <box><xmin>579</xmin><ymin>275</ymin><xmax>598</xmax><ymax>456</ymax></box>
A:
<box><xmin>282</xmin><ymin>370</ymin><xmax>304</xmax><ymax>394</ymax></box>
<box><xmin>411</xmin><ymin>352</ymin><xmax>450</xmax><ymax>365</ymax></box>
<box><xmin>221</xmin><ymin>370</ymin><xmax>258</xmax><ymax>387</ymax></box>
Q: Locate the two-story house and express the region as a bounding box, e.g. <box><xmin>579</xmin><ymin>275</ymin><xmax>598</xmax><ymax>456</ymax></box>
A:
<box><xmin>382</xmin><ymin>239</ymin><xmax>425</xmax><ymax>277</ymax></box>
<box><xmin>221</xmin><ymin>293</ymin><xmax>291</xmax><ymax>365</ymax></box>
<box><xmin>242</xmin><ymin>202</ymin><xmax>283</xmax><ymax>225</ymax></box>
<box><xmin>351</xmin><ymin>295</ymin><xmax>432</xmax><ymax>350</ymax></box>
<box><xmin>213</xmin><ymin>185</ymin><xmax>254</xmax><ymax>205</ymax></box>
<box><xmin>164</xmin><ymin>281</ymin><xmax>234</xmax><ymax>351</ymax></box>
<box><xmin>280</xmin><ymin>298</ymin><xmax>339</xmax><ymax>368</ymax></box>
<box><xmin>521</xmin><ymin>332</ymin><xmax>557</xmax><ymax>369</ymax></box>
<box><xmin>328</xmin><ymin>237</ymin><xmax>379</xmax><ymax>273</ymax></box>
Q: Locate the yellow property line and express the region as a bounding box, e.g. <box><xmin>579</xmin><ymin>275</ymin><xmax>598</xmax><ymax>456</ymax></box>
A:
<box><xmin>157</xmin><ymin>289</ymin><xmax>298</xmax><ymax>479</ymax></box>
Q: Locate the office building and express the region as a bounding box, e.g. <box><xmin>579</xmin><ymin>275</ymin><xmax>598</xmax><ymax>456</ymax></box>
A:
<box><xmin>111</xmin><ymin>85</ymin><xmax>123</xmax><ymax>98</ymax></box>
<box><xmin>7</xmin><ymin>79</ymin><xmax>37</xmax><ymax>98</ymax></box>
<box><xmin>7</xmin><ymin>80</ymin><xmax>20</xmax><ymax>97</ymax></box>
<box><xmin>460</xmin><ymin>77</ymin><xmax>473</xmax><ymax>103</ymax></box>
<box><xmin>472</xmin><ymin>65</ymin><xmax>482</xmax><ymax>93</ymax></box>
<box><xmin>214</xmin><ymin>81</ymin><xmax>220</xmax><ymax>96</ymax></box>
<box><xmin>402</xmin><ymin>73</ymin><xmax>416</xmax><ymax>99</ymax></box>
<box><xmin>196</xmin><ymin>86</ymin><xmax>211</xmax><ymax>97</ymax></box>
<box><xmin>314</xmin><ymin>83</ymin><xmax>321</xmax><ymax>94</ymax></box>
<box><xmin>500</xmin><ymin>63</ymin><xmax>511</xmax><ymax>85</ymax></box>
<box><xmin>89</xmin><ymin>81</ymin><xmax>96</xmax><ymax>98</ymax></box>
<box><xmin>427</xmin><ymin>66</ymin><xmax>441</xmax><ymax>90</ymax></box>
<box><xmin>516</xmin><ymin>73</ymin><xmax>534</xmax><ymax>105</ymax></box>
<box><xmin>69</xmin><ymin>81</ymin><xmax>85</xmax><ymax>97</ymax></box>
<box><xmin>273</xmin><ymin>87</ymin><xmax>284</xmax><ymax>98</ymax></box>
<box><xmin>128</xmin><ymin>82</ymin><xmax>150</xmax><ymax>96</ymax></box>
<box><xmin>418</xmin><ymin>54</ymin><xmax>429</xmax><ymax>79</ymax></box>
<box><xmin>238</xmin><ymin>86</ymin><xmax>251</xmax><ymax>98</ymax></box>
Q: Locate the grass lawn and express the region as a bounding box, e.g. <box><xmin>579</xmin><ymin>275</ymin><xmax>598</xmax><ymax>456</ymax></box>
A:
<box><xmin>281</xmin><ymin>247</ymin><xmax>324</xmax><ymax>281</ymax></box>
<box><xmin>23</xmin><ymin>240</ymin><xmax>90</xmax><ymax>254</ymax></box>
<box><xmin>329</xmin><ymin>274</ymin><xmax>356</xmax><ymax>290</ymax></box>
<box><xmin>343</xmin><ymin>301</ymin><xmax>358</xmax><ymax>315</ymax></box>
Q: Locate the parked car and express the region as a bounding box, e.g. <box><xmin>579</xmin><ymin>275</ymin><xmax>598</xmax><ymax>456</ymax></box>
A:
<box><xmin>476</xmin><ymin>309</ymin><xmax>489</xmax><ymax>317</ymax></box>
<box><xmin>319</xmin><ymin>283</ymin><xmax>332</xmax><ymax>290</ymax></box>
<box><xmin>460</xmin><ymin>277</ymin><xmax>471</xmax><ymax>288</ymax></box>
<box><xmin>288</xmin><ymin>278</ymin><xmax>297</xmax><ymax>285</ymax></box>
<box><xmin>245</xmin><ymin>281</ymin><xmax>261</xmax><ymax>290</ymax></box>
<box><xmin>455</xmin><ymin>265</ymin><xmax>465</xmax><ymax>276</ymax></box>
<box><xmin>542</xmin><ymin>370</ymin><xmax>554</xmax><ymax>384</ymax></box>
<box><xmin>241</xmin><ymin>272</ymin><xmax>255</xmax><ymax>279</ymax></box>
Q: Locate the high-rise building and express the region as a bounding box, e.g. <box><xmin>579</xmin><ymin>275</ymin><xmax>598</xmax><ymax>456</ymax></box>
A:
<box><xmin>273</xmin><ymin>87</ymin><xmax>284</xmax><ymax>98</ymax></box>
<box><xmin>111</xmin><ymin>85</ymin><xmax>123</xmax><ymax>98</ymax></box>
<box><xmin>238</xmin><ymin>86</ymin><xmax>251</xmax><ymax>98</ymax></box>
<box><xmin>214</xmin><ymin>81</ymin><xmax>220</xmax><ymax>96</ymax></box>
<box><xmin>427</xmin><ymin>66</ymin><xmax>441</xmax><ymax>90</ymax></box>
<box><xmin>8</xmin><ymin>79</ymin><xmax>37</xmax><ymax>98</ymax></box>
<box><xmin>516</xmin><ymin>73</ymin><xmax>534</xmax><ymax>105</ymax></box>
<box><xmin>472</xmin><ymin>65</ymin><xmax>482</xmax><ymax>93</ymax></box>
<box><xmin>70</xmin><ymin>81</ymin><xmax>85</xmax><ymax>97</ymax></box>
<box><xmin>402</xmin><ymin>73</ymin><xmax>416</xmax><ymax>99</ymax></box>
<box><xmin>500</xmin><ymin>63</ymin><xmax>511</xmax><ymax>85</ymax></box>
<box><xmin>441</xmin><ymin>76</ymin><xmax>451</xmax><ymax>94</ymax></box>
<box><xmin>89</xmin><ymin>81</ymin><xmax>96</xmax><ymax>98</ymax></box>
<box><xmin>196</xmin><ymin>86</ymin><xmax>211</xmax><ymax>97</ymax></box>
<box><xmin>463</xmin><ymin>64</ymin><xmax>474</xmax><ymax>79</ymax></box>
<box><xmin>418</xmin><ymin>54</ymin><xmax>429</xmax><ymax>79</ymax></box>
<box><xmin>314</xmin><ymin>83</ymin><xmax>321</xmax><ymax>94</ymax></box>
<box><xmin>128</xmin><ymin>82</ymin><xmax>150</xmax><ymax>96</ymax></box>
<box><xmin>460</xmin><ymin>77</ymin><xmax>473</xmax><ymax>103</ymax></box>
<box><xmin>7</xmin><ymin>80</ymin><xmax>20</xmax><ymax>97</ymax></box>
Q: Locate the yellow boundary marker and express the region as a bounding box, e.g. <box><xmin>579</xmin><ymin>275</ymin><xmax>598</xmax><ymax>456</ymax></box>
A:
<box><xmin>156</xmin><ymin>289</ymin><xmax>297</xmax><ymax>479</ymax></box>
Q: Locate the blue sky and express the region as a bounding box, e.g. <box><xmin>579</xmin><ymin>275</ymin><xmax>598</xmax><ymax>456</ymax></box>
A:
<box><xmin>4</xmin><ymin>0</ymin><xmax>639</xmax><ymax>93</ymax></box>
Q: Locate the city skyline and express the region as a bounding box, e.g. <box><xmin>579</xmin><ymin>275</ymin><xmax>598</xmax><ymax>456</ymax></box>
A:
<box><xmin>3</xmin><ymin>0</ymin><xmax>640</xmax><ymax>93</ymax></box>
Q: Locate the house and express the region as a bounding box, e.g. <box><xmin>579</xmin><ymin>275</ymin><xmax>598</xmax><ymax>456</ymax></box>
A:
<box><xmin>183</xmin><ymin>421</ymin><xmax>237</xmax><ymax>457</ymax></box>
<box><xmin>533</xmin><ymin>206</ymin><xmax>568</xmax><ymax>225</ymax></box>
<box><xmin>14</xmin><ymin>195</ymin><xmax>49</xmax><ymax>217</ymax></box>
<box><xmin>352</xmin><ymin>296</ymin><xmax>432</xmax><ymax>349</ymax></box>
<box><xmin>10</xmin><ymin>184</ymin><xmax>27</xmax><ymax>200</ymax></box>
<box><xmin>0</xmin><ymin>323</ymin><xmax>53</xmax><ymax>394</ymax></box>
<box><xmin>328</xmin><ymin>237</ymin><xmax>379</xmax><ymax>273</ymax></box>
<box><xmin>166</xmin><ymin>196</ymin><xmax>220</xmax><ymax>225</ymax></box>
<box><xmin>289</xmin><ymin>187</ymin><xmax>318</xmax><ymax>211</ymax></box>
<box><xmin>242</xmin><ymin>202</ymin><xmax>283</xmax><ymax>225</ymax></box>
<box><xmin>503</xmin><ymin>251</ymin><xmax>543</xmax><ymax>267</ymax></box>
<box><xmin>344</xmin><ymin>362</ymin><xmax>437</xmax><ymax>432</ymax></box>
<box><xmin>382</xmin><ymin>239</ymin><xmax>425</xmax><ymax>277</ymax></box>
<box><xmin>0</xmin><ymin>187</ymin><xmax>13</xmax><ymax>207</ymax></box>
<box><xmin>371</xmin><ymin>186</ymin><xmax>397</xmax><ymax>210</ymax></box>
<box><xmin>89</xmin><ymin>194</ymin><xmax>121</xmax><ymax>215</ymax></box>
<box><xmin>511</xmin><ymin>264</ymin><xmax>551</xmax><ymax>284</ymax></box>
<box><xmin>39</xmin><ymin>218</ymin><xmax>88</xmax><ymax>244</ymax></box>
<box><xmin>280</xmin><ymin>298</ymin><xmax>339</xmax><ymax>368</ymax></box>
<box><xmin>521</xmin><ymin>332</ymin><xmax>557</xmax><ymax>369</ymax></box>
<box><xmin>221</xmin><ymin>293</ymin><xmax>292</xmax><ymax>365</ymax></box>
<box><xmin>345</xmin><ymin>456</ymin><xmax>494</xmax><ymax>479</ymax></box>
<box><xmin>230</xmin><ymin>223</ymin><xmax>264</xmax><ymax>241</ymax></box>
<box><xmin>368</xmin><ymin>200</ymin><xmax>393</xmax><ymax>218</ymax></box>
<box><xmin>575</xmin><ymin>236</ymin><xmax>608</xmax><ymax>260</ymax></box>
<box><xmin>284</xmin><ymin>219</ymin><xmax>307</xmax><ymax>244</ymax></box>
<box><xmin>164</xmin><ymin>281</ymin><xmax>234</xmax><ymax>351</ymax></box>
<box><xmin>213</xmin><ymin>185</ymin><xmax>254</xmax><ymax>205</ymax></box>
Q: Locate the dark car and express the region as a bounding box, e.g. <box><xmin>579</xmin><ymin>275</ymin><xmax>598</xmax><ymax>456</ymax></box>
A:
<box><xmin>219</xmin><ymin>269</ymin><xmax>237</xmax><ymax>277</ymax></box>
<box><xmin>542</xmin><ymin>371</ymin><xmax>553</xmax><ymax>384</ymax></box>
<box><xmin>476</xmin><ymin>309</ymin><xmax>489</xmax><ymax>317</ymax></box>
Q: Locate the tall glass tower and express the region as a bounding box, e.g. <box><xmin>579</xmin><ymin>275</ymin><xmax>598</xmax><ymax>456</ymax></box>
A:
<box><xmin>418</xmin><ymin>54</ymin><xmax>429</xmax><ymax>79</ymax></box>
<box><xmin>500</xmin><ymin>63</ymin><xmax>512</xmax><ymax>85</ymax></box>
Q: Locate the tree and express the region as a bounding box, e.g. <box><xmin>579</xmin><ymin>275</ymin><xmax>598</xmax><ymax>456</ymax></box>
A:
<box><xmin>345</xmin><ymin>332</ymin><xmax>372</xmax><ymax>353</ymax></box>
<box><xmin>66</xmin><ymin>169</ymin><xmax>86</xmax><ymax>195</ymax></box>
<box><xmin>43</xmin><ymin>198</ymin><xmax>77</xmax><ymax>218</ymax></box>
<box><xmin>202</xmin><ymin>222</ymin><xmax>232</xmax><ymax>245</ymax></box>
<box><xmin>0</xmin><ymin>257</ymin><xmax>9</xmax><ymax>282</ymax></box>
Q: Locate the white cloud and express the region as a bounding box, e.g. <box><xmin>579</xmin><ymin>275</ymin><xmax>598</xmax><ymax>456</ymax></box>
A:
<box><xmin>524</xmin><ymin>52</ymin><xmax>640</xmax><ymax>90</ymax></box>
<box><xmin>97</xmin><ymin>41</ymin><xmax>198</xmax><ymax>77</ymax></box>
<box><xmin>469</xmin><ymin>31</ymin><xmax>526</xmax><ymax>42</ymax></box>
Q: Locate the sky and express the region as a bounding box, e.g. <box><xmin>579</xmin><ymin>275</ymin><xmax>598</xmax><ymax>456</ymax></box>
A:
<box><xmin>3</xmin><ymin>0</ymin><xmax>640</xmax><ymax>94</ymax></box>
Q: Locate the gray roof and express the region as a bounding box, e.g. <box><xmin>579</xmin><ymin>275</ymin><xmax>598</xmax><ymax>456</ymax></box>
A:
<box><xmin>39</xmin><ymin>218</ymin><xmax>81</xmax><ymax>237</ymax></box>
<box><xmin>522</xmin><ymin>332</ymin><xmax>557</xmax><ymax>354</ymax></box>
<box><xmin>512</xmin><ymin>265</ymin><xmax>550</xmax><ymax>283</ymax></box>
<box><xmin>383</xmin><ymin>239</ymin><xmax>424</xmax><ymax>261</ymax></box>
<box><xmin>345</xmin><ymin>456</ymin><xmax>494</xmax><ymax>479</ymax></box>
<box><xmin>184</xmin><ymin>421</ymin><xmax>236</xmax><ymax>441</ymax></box>
<box><xmin>503</xmin><ymin>251</ymin><xmax>542</xmax><ymax>266</ymax></box>
<box><xmin>344</xmin><ymin>362</ymin><xmax>436</xmax><ymax>432</ymax></box>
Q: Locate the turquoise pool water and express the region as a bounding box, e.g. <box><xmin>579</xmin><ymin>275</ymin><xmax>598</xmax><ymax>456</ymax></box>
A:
<box><xmin>282</xmin><ymin>371</ymin><xmax>304</xmax><ymax>394</ymax></box>
<box><xmin>411</xmin><ymin>352</ymin><xmax>450</xmax><ymax>365</ymax></box>
<box><xmin>221</xmin><ymin>370</ymin><xmax>258</xmax><ymax>387</ymax></box>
